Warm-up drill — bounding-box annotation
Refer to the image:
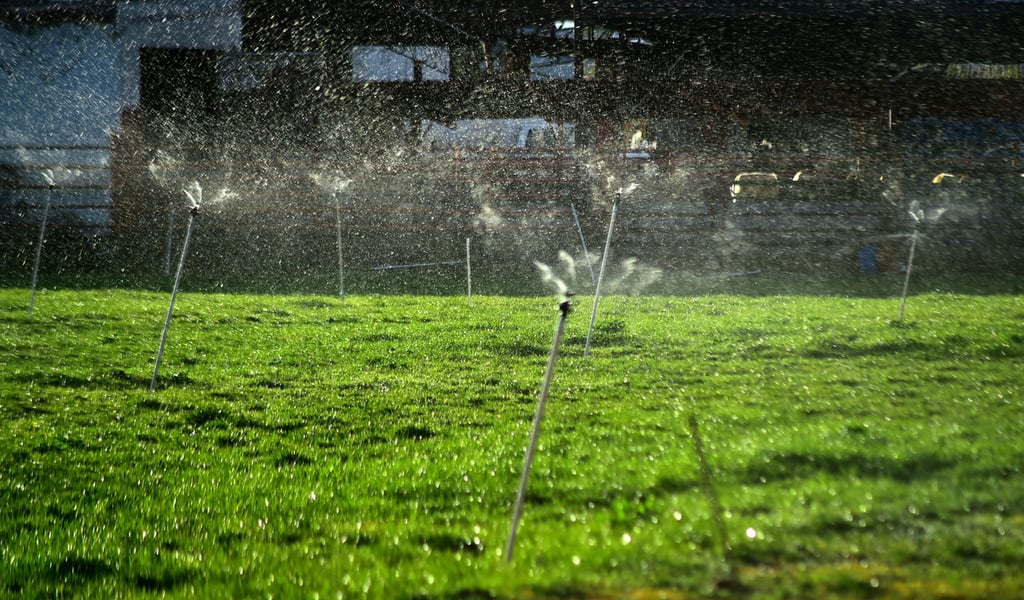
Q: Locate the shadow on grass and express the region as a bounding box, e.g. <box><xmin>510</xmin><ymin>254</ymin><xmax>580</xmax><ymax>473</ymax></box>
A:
<box><xmin>487</xmin><ymin>341</ymin><xmax>548</xmax><ymax>357</ymax></box>
<box><xmin>803</xmin><ymin>339</ymin><xmax>931</xmax><ymax>359</ymax></box>
<box><xmin>744</xmin><ymin>450</ymin><xmax>955</xmax><ymax>482</ymax></box>
<box><xmin>133</xmin><ymin>566</ymin><xmax>199</xmax><ymax>593</ymax></box>
<box><xmin>2</xmin><ymin>553</ymin><xmax>195</xmax><ymax>595</ymax></box>
<box><xmin>9</xmin><ymin>368</ymin><xmax>150</xmax><ymax>391</ymax></box>
<box><xmin>408</xmin><ymin>585</ymin><xmax>503</xmax><ymax>600</ymax></box>
<box><xmin>418</xmin><ymin>533</ymin><xmax>486</xmax><ymax>554</ymax></box>
<box><xmin>395</xmin><ymin>425</ymin><xmax>437</xmax><ymax>441</ymax></box>
<box><xmin>55</xmin><ymin>555</ymin><xmax>115</xmax><ymax>581</ymax></box>
<box><xmin>804</xmin><ymin>333</ymin><xmax>1024</xmax><ymax>361</ymax></box>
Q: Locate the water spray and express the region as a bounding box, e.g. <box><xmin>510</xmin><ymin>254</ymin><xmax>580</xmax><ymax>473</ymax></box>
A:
<box><xmin>28</xmin><ymin>170</ymin><xmax>55</xmax><ymax>315</ymax></box>
<box><xmin>151</xmin><ymin>185</ymin><xmax>200</xmax><ymax>392</ymax></box>
<box><xmin>534</xmin><ymin>260</ymin><xmax>569</xmax><ymax>298</ymax></box>
<box><xmin>897</xmin><ymin>209</ymin><xmax>921</xmax><ymax>323</ymax></box>
<box><xmin>506</xmin><ymin>296</ymin><xmax>573</xmax><ymax>562</ymax></box>
<box><xmin>584</xmin><ymin>187</ymin><xmax>625</xmax><ymax>356</ymax></box>
<box><xmin>164</xmin><ymin>207</ymin><xmax>175</xmax><ymax>276</ymax></box>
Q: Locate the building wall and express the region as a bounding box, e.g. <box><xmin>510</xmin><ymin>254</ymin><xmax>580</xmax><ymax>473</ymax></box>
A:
<box><xmin>0</xmin><ymin>22</ymin><xmax>120</xmax><ymax>235</ymax></box>
<box><xmin>0</xmin><ymin>0</ymin><xmax>240</xmax><ymax>240</ymax></box>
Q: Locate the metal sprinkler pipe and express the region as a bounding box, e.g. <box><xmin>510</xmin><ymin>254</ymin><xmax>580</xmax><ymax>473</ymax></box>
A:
<box><xmin>506</xmin><ymin>297</ymin><xmax>572</xmax><ymax>562</ymax></box>
<box><xmin>28</xmin><ymin>180</ymin><xmax>54</xmax><ymax>315</ymax></box>
<box><xmin>584</xmin><ymin>190</ymin><xmax>621</xmax><ymax>356</ymax></box>
<box><xmin>465</xmin><ymin>237</ymin><xmax>472</xmax><ymax>304</ymax></box>
<box><xmin>151</xmin><ymin>204</ymin><xmax>198</xmax><ymax>392</ymax></box>
<box><xmin>569</xmin><ymin>202</ymin><xmax>595</xmax><ymax>284</ymax></box>
<box><xmin>898</xmin><ymin>214</ymin><xmax>921</xmax><ymax>322</ymax></box>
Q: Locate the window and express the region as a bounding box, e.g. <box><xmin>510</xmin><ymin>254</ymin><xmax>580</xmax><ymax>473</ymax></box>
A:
<box><xmin>351</xmin><ymin>46</ymin><xmax>449</xmax><ymax>82</ymax></box>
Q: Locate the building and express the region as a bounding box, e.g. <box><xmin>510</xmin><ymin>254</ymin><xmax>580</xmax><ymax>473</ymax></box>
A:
<box><xmin>1</xmin><ymin>0</ymin><xmax>239</xmax><ymax>239</ymax></box>
<box><xmin>3</xmin><ymin>1</ymin><xmax>1023</xmax><ymax>274</ymax></box>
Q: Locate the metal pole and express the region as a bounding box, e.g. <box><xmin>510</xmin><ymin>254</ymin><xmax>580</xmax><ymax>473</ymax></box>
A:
<box><xmin>466</xmin><ymin>237</ymin><xmax>472</xmax><ymax>304</ymax></box>
<box><xmin>898</xmin><ymin>226</ymin><xmax>918</xmax><ymax>322</ymax></box>
<box><xmin>570</xmin><ymin>202</ymin><xmax>595</xmax><ymax>284</ymax></box>
<box><xmin>370</xmin><ymin>260</ymin><xmax>463</xmax><ymax>271</ymax></box>
<box><xmin>151</xmin><ymin>205</ymin><xmax>198</xmax><ymax>391</ymax></box>
<box><xmin>506</xmin><ymin>299</ymin><xmax>572</xmax><ymax>562</ymax></box>
<box><xmin>28</xmin><ymin>184</ymin><xmax>52</xmax><ymax>315</ymax></box>
<box><xmin>584</xmin><ymin>191</ymin><xmax>620</xmax><ymax>356</ymax></box>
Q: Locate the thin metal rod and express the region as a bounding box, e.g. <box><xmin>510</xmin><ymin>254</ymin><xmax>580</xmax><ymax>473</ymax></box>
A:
<box><xmin>569</xmin><ymin>202</ymin><xmax>595</xmax><ymax>284</ymax></box>
<box><xmin>507</xmin><ymin>300</ymin><xmax>571</xmax><ymax>562</ymax></box>
<box><xmin>151</xmin><ymin>206</ymin><xmax>197</xmax><ymax>392</ymax></box>
<box><xmin>370</xmin><ymin>260</ymin><xmax>463</xmax><ymax>271</ymax></box>
<box><xmin>584</xmin><ymin>192</ymin><xmax>620</xmax><ymax>356</ymax></box>
<box><xmin>28</xmin><ymin>186</ymin><xmax>52</xmax><ymax>315</ymax></box>
<box><xmin>898</xmin><ymin>227</ymin><xmax>918</xmax><ymax>322</ymax></box>
<box><xmin>465</xmin><ymin>237</ymin><xmax>472</xmax><ymax>304</ymax></box>
<box><xmin>335</xmin><ymin>199</ymin><xmax>345</xmax><ymax>299</ymax></box>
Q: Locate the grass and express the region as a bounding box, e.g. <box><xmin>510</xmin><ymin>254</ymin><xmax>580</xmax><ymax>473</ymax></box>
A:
<box><xmin>1</xmin><ymin>285</ymin><xmax>1023</xmax><ymax>598</ymax></box>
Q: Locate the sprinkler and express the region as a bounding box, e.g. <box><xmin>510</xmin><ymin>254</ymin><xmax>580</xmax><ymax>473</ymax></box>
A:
<box><xmin>151</xmin><ymin>185</ymin><xmax>200</xmax><ymax>391</ymax></box>
<box><xmin>506</xmin><ymin>296</ymin><xmax>572</xmax><ymax>562</ymax></box>
<box><xmin>28</xmin><ymin>169</ymin><xmax>55</xmax><ymax>315</ymax></box>
<box><xmin>897</xmin><ymin>209</ymin><xmax>922</xmax><ymax>322</ymax></box>
<box><xmin>310</xmin><ymin>172</ymin><xmax>352</xmax><ymax>299</ymax></box>
<box><xmin>584</xmin><ymin>187</ymin><xmax>626</xmax><ymax>356</ymax></box>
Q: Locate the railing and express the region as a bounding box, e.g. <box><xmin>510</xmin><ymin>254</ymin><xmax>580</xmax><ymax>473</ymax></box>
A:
<box><xmin>0</xmin><ymin>144</ymin><xmax>112</xmax><ymax>237</ymax></box>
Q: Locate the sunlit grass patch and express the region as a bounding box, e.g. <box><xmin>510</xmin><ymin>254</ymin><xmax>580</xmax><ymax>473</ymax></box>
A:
<box><xmin>0</xmin><ymin>288</ymin><xmax>1021</xmax><ymax>598</ymax></box>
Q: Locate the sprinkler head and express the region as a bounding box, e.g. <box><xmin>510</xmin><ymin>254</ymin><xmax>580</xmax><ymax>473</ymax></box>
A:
<box><xmin>558</xmin><ymin>297</ymin><xmax>573</xmax><ymax>315</ymax></box>
<box><xmin>41</xmin><ymin>169</ymin><xmax>55</xmax><ymax>187</ymax></box>
<box><xmin>189</xmin><ymin>205</ymin><xmax>199</xmax><ymax>216</ymax></box>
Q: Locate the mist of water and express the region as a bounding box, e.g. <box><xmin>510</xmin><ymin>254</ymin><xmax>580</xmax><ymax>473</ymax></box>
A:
<box><xmin>310</xmin><ymin>172</ymin><xmax>353</xmax><ymax>196</ymax></box>
<box><xmin>557</xmin><ymin>250</ymin><xmax>577</xmax><ymax>287</ymax></box>
<box><xmin>606</xmin><ymin>257</ymin><xmax>664</xmax><ymax>295</ymax></box>
<box><xmin>534</xmin><ymin>259</ymin><xmax>569</xmax><ymax>297</ymax></box>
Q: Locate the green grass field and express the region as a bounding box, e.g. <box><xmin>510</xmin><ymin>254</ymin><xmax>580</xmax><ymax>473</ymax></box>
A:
<box><xmin>2</xmin><ymin>285</ymin><xmax>1022</xmax><ymax>598</ymax></box>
